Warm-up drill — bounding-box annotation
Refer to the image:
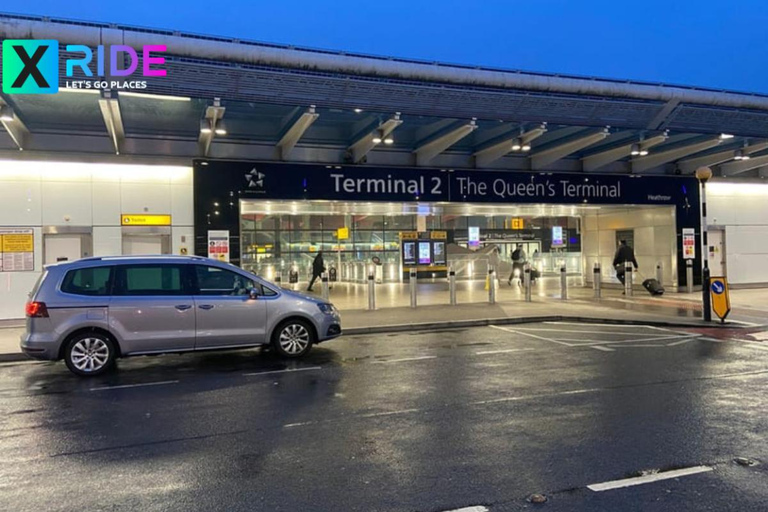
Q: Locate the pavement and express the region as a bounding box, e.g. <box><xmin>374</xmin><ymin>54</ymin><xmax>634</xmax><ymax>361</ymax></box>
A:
<box><xmin>3</xmin><ymin>279</ymin><xmax>768</xmax><ymax>362</ymax></box>
<box><xmin>2</xmin><ymin>323</ymin><xmax>768</xmax><ymax>511</ymax></box>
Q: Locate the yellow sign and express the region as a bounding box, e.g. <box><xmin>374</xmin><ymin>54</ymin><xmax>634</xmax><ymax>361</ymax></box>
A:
<box><xmin>121</xmin><ymin>214</ymin><xmax>172</xmax><ymax>226</ymax></box>
<box><xmin>709</xmin><ymin>276</ymin><xmax>731</xmax><ymax>322</ymax></box>
<box><xmin>337</xmin><ymin>227</ymin><xmax>349</xmax><ymax>240</ymax></box>
<box><xmin>400</xmin><ymin>232</ymin><xmax>418</xmax><ymax>240</ymax></box>
<box><xmin>180</xmin><ymin>247</ymin><xmax>188</xmax><ymax>255</ymax></box>
<box><xmin>1</xmin><ymin>234</ymin><xmax>34</xmax><ymax>253</ymax></box>
<box><xmin>430</xmin><ymin>231</ymin><xmax>447</xmax><ymax>240</ymax></box>
<box><xmin>506</xmin><ymin>218</ymin><xmax>525</xmax><ymax>230</ymax></box>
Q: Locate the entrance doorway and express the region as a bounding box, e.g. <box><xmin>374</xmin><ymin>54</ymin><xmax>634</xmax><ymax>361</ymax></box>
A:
<box><xmin>43</xmin><ymin>228</ymin><xmax>92</xmax><ymax>265</ymax></box>
<box><xmin>122</xmin><ymin>228</ymin><xmax>171</xmax><ymax>256</ymax></box>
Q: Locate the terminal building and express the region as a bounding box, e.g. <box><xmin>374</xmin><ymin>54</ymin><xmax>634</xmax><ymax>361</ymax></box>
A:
<box><xmin>1</xmin><ymin>14</ymin><xmax>768</xmax><ymax>318</ymax></box>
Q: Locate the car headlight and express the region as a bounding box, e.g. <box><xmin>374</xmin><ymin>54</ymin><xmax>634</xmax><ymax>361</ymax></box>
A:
<box><xmin>317</xmin><ymin>303</ymin><xmax>338</xmax><ymax>315</ymax></box>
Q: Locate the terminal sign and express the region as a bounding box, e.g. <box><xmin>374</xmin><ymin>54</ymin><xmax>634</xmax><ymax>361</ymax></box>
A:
<box><xmin>121</xmin><ymin>214</ymin><xmax>171</xmax><ymax>226</ymax></box>
<box><xmin>709</xmin><ymin>277</ymin><xmax>731</xmax><ymax>322</ymax></box>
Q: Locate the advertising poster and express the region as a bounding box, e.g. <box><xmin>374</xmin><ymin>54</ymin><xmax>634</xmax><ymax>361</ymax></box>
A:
<box><xmin>552</xmin><ymin>226</ymin><xmax>564</xmax><ymax>246</ymax></box>
<box><xmin>403</xmin><ymin>242</ymin><xmax>416</xmax><ymax>266</ymax></box>
<box><xmin>682</xmin><ymin>228</ymin><xmax>696</xmax><ymax>259</ymax></box>
<box><xmin>468</xmin><ymin>226</ymin><xmax>480</xmax><ymax>248</ymax></box>
<box><xmin>0</xmin><ymin>228</ymin><xmax>34</xmax><ymax>272</ymax></box>
<box><xmin>418</xmin><ymin>242</ymin><xmax>431</xmax><ymax>265</ymax></box>
<box><xmin>207</xmin><ymin>230</ymin><xmax>230</xmax><ymax>262</ymax></box>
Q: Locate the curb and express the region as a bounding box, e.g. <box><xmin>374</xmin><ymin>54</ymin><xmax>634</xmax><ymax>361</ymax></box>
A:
<box><xmin>343</xmin><ymin>315</ymin><xmax>740</xmax><ymax>336</ymax></box>
<box><xmin>0</xmin><ymin>353</ymin><xmax>33</xmax><ymax>363</ymax></box>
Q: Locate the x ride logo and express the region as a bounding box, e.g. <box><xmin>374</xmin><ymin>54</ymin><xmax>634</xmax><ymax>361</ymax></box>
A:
<box><xmin>2</xmin><ymin>40</ymin><xmax>59</xmax><ymax>94</ymax></box>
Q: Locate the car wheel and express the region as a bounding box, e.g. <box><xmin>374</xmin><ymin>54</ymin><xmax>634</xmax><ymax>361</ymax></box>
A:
<box><xmin>272</xmin><ymin>319</ymin><xmax>315</xmax><ymax>358</ymax></box>
<box><xmin>64</xmin><ymin>332</ymin><xmax>116</xmax><ymax>377</ymax></box>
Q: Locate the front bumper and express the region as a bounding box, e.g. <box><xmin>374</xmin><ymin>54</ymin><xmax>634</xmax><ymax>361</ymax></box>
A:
<box><xmin>317</xmin><ymin>312</ymin><xmax>342</xmax><ymax>342</ymax></box>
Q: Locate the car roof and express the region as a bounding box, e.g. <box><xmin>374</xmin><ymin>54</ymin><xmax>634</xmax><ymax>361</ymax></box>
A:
<box><xmin>44</xmin><ymin>255</ymin><xmax>219</xmax><ymax>270</ymax></box>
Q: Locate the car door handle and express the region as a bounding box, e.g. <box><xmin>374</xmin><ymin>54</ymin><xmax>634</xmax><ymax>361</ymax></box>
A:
<box><xmin>175</xmin><ymin>305</ymin><xmax>192</xmax><ymax>311</ymax></box>
<box><xmin>198</xmin><ymin>304</ymin><xmax>215</xmax><ymax>310</ymax></box>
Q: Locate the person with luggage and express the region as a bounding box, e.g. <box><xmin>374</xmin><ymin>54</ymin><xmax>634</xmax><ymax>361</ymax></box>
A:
<box><xmin>306</xmin><ymin>251</ymin><xmax>326</xmax><ymax>292</ymax></box>
<box><xmin>507</xmin><ymin>244</ymin><xmax>527</xmax><ymax>286</ymax></box>
<box><xmin>612</xmin><ymin>240</ymin><xmax>638</xmax><ymax>290</ymax></box>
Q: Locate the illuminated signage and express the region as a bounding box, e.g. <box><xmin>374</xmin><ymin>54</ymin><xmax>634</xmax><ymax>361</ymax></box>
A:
<box><xmin>121</xmin><ymin>214</ymin><xmax>172</xmax><ymax>226</ymax></box>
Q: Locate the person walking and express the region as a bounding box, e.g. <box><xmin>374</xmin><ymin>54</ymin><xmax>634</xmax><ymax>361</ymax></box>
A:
<box><xmin>507</xmin><ymin>244</ymin><xmax>527</xmax><ymax>286</ymax></box>
<box><xmin>306</xmin><ymin>251</ymin><xmax>326</xmax><ymax>292</ymax></box>
<box><xmin>613</xmin><ymin>240</ymin><xmax>638</xmax><ymax>289</ymax></box>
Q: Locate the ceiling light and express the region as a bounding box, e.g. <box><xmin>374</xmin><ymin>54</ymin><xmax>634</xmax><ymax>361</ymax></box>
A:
<box><xmin>521</xmin><ymin>143</ymin><xmax>531</xmax><ymax>152</ymax></box>
<box><xmin>200</xmin><ymin>119</ymin><xmax>212</xmax><ymax>134</ymax></box>
<box><xmin>383</xmin><ymin>137</ymin><xmax>394</xmax><ymax>145</ymax></box>
<box><xmin>511</xmin><ymin>138</ymin><xmax>522</xmax><ymax>151</ymax></box>
<box><xmin>119</xmin><ymin>91</ymin><xmax>191</xmax><ymax>102</ymax></box>
<box><xmin>639</xmin><ymin>150</ymin><xmax>649</xmax><ymax>156</ymax></box>
<box><xmin>720</xmin><ymin>133</ymin><xmax>735</xmax><ymax>140</ymax></box>
<box><xmin>214</xmin><ymin>120</ymin><xmax>227</xmax><ymax>136</ymax></box>
<box><xmin>0</xmin><ymin>106</ymin><xmax>14</xmax><ymax>122</ymax></box>
<box><xmin>354</xmin><ymin>108</ymin><xmax>363</xmax><ymax>113</ymax></box>
<box><xmin>630</xmin><ymin>143</ymin><xmax>640</xmax><ymax>156</ymax></box>
<box><xmin>372</xmin><ymin>136</ymin><xmax>382</xmax><ymax>144</ymax></box>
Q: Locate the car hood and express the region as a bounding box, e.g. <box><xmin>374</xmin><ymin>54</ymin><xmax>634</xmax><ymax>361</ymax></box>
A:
<box><xmin>280</xmin><ymin>288</ymin><xmax>326</xmax><ymax>304</ymax></box>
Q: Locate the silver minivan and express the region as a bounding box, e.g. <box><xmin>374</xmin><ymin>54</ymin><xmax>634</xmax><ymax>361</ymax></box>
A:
<box><xmin>21</xmin><ymin>255</ymin><xmax>342</xmax><ymax>376</ymax></box>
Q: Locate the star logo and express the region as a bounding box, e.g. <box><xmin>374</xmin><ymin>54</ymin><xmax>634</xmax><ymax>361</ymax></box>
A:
<box><xmin>245</xmin><ymin>168</ymin><xmax>265</xmax><ymax>188</ymax></box>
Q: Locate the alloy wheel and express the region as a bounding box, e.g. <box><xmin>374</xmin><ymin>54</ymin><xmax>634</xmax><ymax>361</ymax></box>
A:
<box><xmin>278</xmin><ymin>324</ymin><xmax>310</xmax><ymax>355</ymax></box>
<box><xmin>70</xmin><ymin>337</ymin><xmax>110</xmax><ymax>372</ymax></box>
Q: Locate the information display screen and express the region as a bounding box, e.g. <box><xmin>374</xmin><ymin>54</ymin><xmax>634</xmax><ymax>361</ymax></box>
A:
<box><xmin>403</xmin><ymin>242</ymin><xmax>416</xmax><ymax>266</ymax></box>
<box><xmin>418</xmin><ymin>242</ymin><xmax>431</xmax><ymax>264</ymax></box>
<box><xmin>433</xmin><ymin>242</ymin><xmax>446</xmax><ymax>265</ymax></box>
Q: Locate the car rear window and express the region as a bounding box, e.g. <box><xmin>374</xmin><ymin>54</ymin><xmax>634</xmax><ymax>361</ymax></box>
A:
<box><xmin>61</xmin><ymin>267</ymin><xmax>113</xmax><ymax>296</ymax></box>
<box><xmin>28</xmin><ymin>270</ymin><xmax>48</xmax><ymax>299</ymax></box>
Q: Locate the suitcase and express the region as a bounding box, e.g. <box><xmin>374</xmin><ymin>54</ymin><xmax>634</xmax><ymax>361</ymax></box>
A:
<box><xmin>642</xmin><ymin>278</ymin><xmax>664</xmax><ymax>296</ymax></box>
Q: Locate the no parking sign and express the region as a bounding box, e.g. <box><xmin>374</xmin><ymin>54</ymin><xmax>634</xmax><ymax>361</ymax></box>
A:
<box><xmin>709</xmin><ymin>277</ymin><xmax>730</xmax><ymax>323</ymax></box>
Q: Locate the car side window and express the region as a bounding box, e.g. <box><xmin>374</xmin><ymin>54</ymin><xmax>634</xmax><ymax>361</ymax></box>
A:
<box><xmin>61</xmin><ymin>267</ymin><xmax>113</xmax><ymax>296</ymax></box>
<box><xmin>114</xmin><ymin>264</ymin><xmax>187</xmax><ymax>296</ymax></box>
<box><xmin>195</xmin><ymin>266</ymin><xmax>255</xmax><ymax>296</ymax></box>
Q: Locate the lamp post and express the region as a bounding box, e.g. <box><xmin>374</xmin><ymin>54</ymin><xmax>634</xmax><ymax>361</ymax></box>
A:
<box><xmin>695</xmin><ymin>166</ymin><xmax>713</xmax><ymax>321</ymax></box>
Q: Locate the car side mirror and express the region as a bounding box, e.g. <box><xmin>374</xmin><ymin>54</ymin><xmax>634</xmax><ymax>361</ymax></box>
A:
<box><xmin>248</xmin><ymin>288</ymin><xmax>259</xmax><ymax>300</ymax></box>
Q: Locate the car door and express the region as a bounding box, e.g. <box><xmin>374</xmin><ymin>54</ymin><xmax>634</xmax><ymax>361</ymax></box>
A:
<box><xmin>192</xmin><ymin>264</ymin><xmax>268</xmax><ymax>349</ymax></box>
<box><xmin>108</xmin><ymin>263</ymin><xmax>196</xmax><ymax>355</ymax></box>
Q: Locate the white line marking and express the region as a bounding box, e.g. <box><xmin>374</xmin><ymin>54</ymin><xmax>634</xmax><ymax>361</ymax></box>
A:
<box><xmin>489</xmin><ymin>325</ymin><xmax>572</xmax><ymax>346</ymax></box>
<box><xmin>562</xmin><ymin>334</ymin><xmax>702</xmax><ymax>347</ymax></box>
<box><xmin>727</xmin><ymin>319</ymin><xmax>761</xmax><ymax>327</ymax></box>
<box><xmin>371</xmin><ymin>356</ymin><xmax>437</xmax><ymax>364</ymax></box>
<box><xmin>607</xmin><ymin>344</ymin><xmax>665</xmax><ymax>348</ymax></box>
<box><xmin>748</xmin><ymin>331</ymin><xmax>768</xmax><ymax>341</ymax></box>
<box><xmin>472</xmin><ymin>387</ymin><xmax>601</xmax><ymax>405</ymax></box>
<box><xmin>359</xmin><ymin>408</ymin><xmax>421</xmax><ymax>418</ymax></box>
<box><xmin>439</xmin><ymin>507</ymin><xmax>489</xmax><ymax>512</ymax></box>
<box><xmin>515</xmin><ymin>327</ymin><xmax>675</xmax><ymax>337</ymax></box>
<box><xmin>667</xmin><ymin>338</ymin><xmax>696</xmax><ymax>347</ymax></box>
<box><xmin>89</xmin><ymin>380</ymin><xmax>179</xmax><ymax>392</ymax></box>
<box><xmin>590</xmin><ymin>346</ymin><xmax>615</xmax><ymax>352</ymax></box>
<box><xmin>475</xmin><ymin>348</ymin><xmax>537</xmax><ymax>355</ymax></box>
<box><xmin>243</xmin><ymin>366</ymin><xmax>322</xmax><ymax>376</ymax></box>
<box><xmin>587</xmin><ymin>465</ymin><xmax>713</xmax><ymax>492</ymax></box>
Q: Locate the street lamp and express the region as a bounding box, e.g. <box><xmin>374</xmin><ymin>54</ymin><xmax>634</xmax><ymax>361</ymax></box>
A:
<box><xmin>695</xmin><ymin>166</ymin><xmax>713</xmax><ymax>321</ymax></box>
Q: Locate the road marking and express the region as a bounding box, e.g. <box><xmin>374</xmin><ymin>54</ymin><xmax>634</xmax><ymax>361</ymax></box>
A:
<box><xmin>607</xmin><ymin>344</ymin><xmax>666</xmax><ymax>348</ymax></box>
<box><xmin>587</xmin><ymin>465</ymin><xmax>713</xmax><ymax>492</ymax></box>
<box><xmin>565</xmin><ymin>334</ymin><xmax>701</xmax><ymax>347</ymax></box>
<box><xmin>474</xmin><ymin>348</ymin><xmax>537</xmax><ymax>355</ymax></box>
<box><xmin>667</xmin><ymin>338</ymin><xmax>696</xmax><ymax>346</ymax></box>
<box><xmin>749</xmin><ymin>330</ymin><xmax>768</xmax><ymax>341</ymax></box>
<box><xmin>371</xmin><ymin>356</ymin><xmax>437</xmax><ymax>364</ymax></box>
<box><xmin>590</xmin><ymin>346</ymin><xmax>615</xmax><ymax>352</ymax></box>
<box><xmin>472</xmin><ymin>387</ymin><xmax>601</xmax><ymax>405</ymax></box>
<box><xmin>243</xmin><ymin>366</ymin><xmax>322</xmax><ymax>376</ymax></box>
<box><xmin>359</xmin><ymin>408</ymin><xmax>421</xmax><ymax>418</ymax></box>
<box><xmin>438</xmin><ymin>507</ymin><xmax>488</xmax><ymax>512</ymax></box>
<box><xmin>489</xmin><ymin>325</ymin><xmax>572</xmax><ymax>346</ymax></box>
<box><xmin>89</xmin><ymin>380</ymin><xmax>179</xmax><ymax>392</ymax></box>
<box><xmin>515</xmin><ymin>327</ymin><xmax>675</xmax><ymax>337</ymax></box>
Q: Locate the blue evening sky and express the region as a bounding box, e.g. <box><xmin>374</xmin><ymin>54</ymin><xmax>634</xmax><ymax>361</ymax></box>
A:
<box><xmin>6</xmin><ymin>0</ymin><xmax>768</xmax><ymax>93</ymax></box>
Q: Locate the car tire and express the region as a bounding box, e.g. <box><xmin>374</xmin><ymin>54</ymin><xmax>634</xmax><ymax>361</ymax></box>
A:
<box><xmin>272</xmin><ymin>319</ymin><xmax>315</xmax><ymax>358</ymax></box>
<box><xmin>64</xmin><ymin>332</ymin><xmax>116</xmax><ymax>377</ymax></box>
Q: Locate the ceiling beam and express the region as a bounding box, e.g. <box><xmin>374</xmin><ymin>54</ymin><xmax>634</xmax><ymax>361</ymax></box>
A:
<box><xmin>646</xmin><ymin>99</ymin><xmax>680</xmax><ymax>130</ymax></box>
<box><xmin>276</xmin><ymin>105</ymin><xmax>318</xmax><ymax>160</ymax></box>
<box><xmin>0</xmin><ymin>97</ymin><xmax>30</xmax><ymax>151</ymax></box>
<box><xmin>414</xmin><ymin>118</ymin><xmax>477</xmax><ymax>166</ymax></box>
<box><xmin>98</xmin><ymin>90</ymin><xmax>125</xmax><ymax>155</ymax></box>
<box><xmin>631</xmin><ymin>137</ymin><xmax>722</xmax><ymax>173</ymax></box>
<box><xmin>474</xmin><ymin>123</ymin><xmax>547</xmax><ymax>167</ymax></box>
<box><xmin>198</xmin><ymin>98</ymin><xmax>226</xmax><ymax>157</ymax></box>
<box><xmin>719</xmin><ymin>153</ymin><xmax>768</xmax><ymax>177</ymax></box>
<box><xmin>531</xmin><ymin>128</ymin><xmax>610</xmax><ymax>170</ymax></box>
<box><xmin>347</xmin><ymin>112</ymin><xmax>403</xmax><ymax>163</ymax></box>
<box><xmin>582</xmin><ymin>133</ymin><xmax>667</xmax><ymax>172</ymax></box>
<box><xmin>677</xmin><ymin>141</ymin><xmax>768</xmax><ymax>174</ymax></box>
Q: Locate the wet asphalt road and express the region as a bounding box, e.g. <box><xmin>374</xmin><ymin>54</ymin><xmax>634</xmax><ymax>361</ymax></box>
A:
<box><xmin>1</xmin><ymin>322</ymin><xmax>768</xmax><ymax>512</ymax></box>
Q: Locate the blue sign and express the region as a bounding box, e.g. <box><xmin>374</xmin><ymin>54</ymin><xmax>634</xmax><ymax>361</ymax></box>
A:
<box><xmin>711</xmin><ymin>281</ymin><xmax>725</xmax><ymax>294</ymax></box>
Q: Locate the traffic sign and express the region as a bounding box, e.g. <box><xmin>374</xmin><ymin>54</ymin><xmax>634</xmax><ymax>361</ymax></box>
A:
<box><xmin>709</xmin><ymin>276</ymin><xmax>730</xmax><ymax>322</ymax></box>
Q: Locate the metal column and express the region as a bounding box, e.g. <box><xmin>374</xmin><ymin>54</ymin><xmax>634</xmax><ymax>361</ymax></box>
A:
<box><xmin>321</xmin><ymin>271</ymin><xmax>330</xmax><ymax>301</ymax></box>
<box><xmin>524</xmin><ymin>264</ymin><xmax>532</xmax><ymax>302</ymax></box>
<box><xmin>409</xmin><ymin>268</ymin><xmax>417</xmax><ymax>308</ymax></box>
<box><xmin>655</xmin><ymin>262</ymin><xmax>663</xmax><ymax>286</ymax></box>
<box><xmin>624</xmin><ymin>261</ymin><xmax>633</xmax><ymax>296</ymax></box>
<box><xmin>488</xmin><ymin>266</ymin><xmax>496</xmax><ymax>304</ymax></box>
<box><xmin>686</xmin><ymin>260</ymin><xmax>694</xmax><ymax>294</ymax></box>
<box><xmin>593</xmin><ymin>262</ymin><xmax>601</xmax><ymax>299</ymax></box>
<box><xmin>560</xmin><ymin>263</ymin><xmax>568</xmax><ymax>300</ymax></box>
<box><xmin>449</xmin><ymin>267</ymin><xmax>457</xmax><ymax>306</ymax></box>
<box><xmin>367</xmin><ymin>271</ymin><xmax>376</xmax><ymax>310</ymax></box>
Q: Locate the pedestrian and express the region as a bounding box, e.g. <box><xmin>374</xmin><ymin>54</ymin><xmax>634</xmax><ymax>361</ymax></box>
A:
<box><xmin>613</xmin><ymin>240</ymin><xmax>638</xmax><ymax>291</ymax></box>
<box><xmin>306</xmin><ymin>251</ymin><xmax>325</xmax><ymax>292</ymax></box>
<box><xmin>488</xmin><ymin>245</ymin><xmax>501</xmax><ymax>289</ymax></box>
<box><xmin>507</xmin><ymin>243</ymin><xmax>527</xmax><ymax>286</ymax></box>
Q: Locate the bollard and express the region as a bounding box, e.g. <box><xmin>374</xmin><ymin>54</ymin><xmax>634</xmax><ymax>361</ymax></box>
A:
<box><xmin>524</xmin><ymin>264</ymin><xmax>532</xmax><ymax>302</ymax></box>
<box><xmin>321</xmin><ymin>271</ymin><xmax>330</xmax><ymax>301</ymax></box>
<box><xmin>367</xmin><ymin>272</ymin><xmax>376</xmax><ymax>310</ymax></box>
<box><xmin>449</xmin><ymin>267</ymin><xmax>457</xmax><ymax>306</ymax></box>
<box><xmin>560</xmin><ymin>263</ymin><xmax>568</xmax><ymax>300</ymax></box>
<box><xmin>409</xmin><ymin>268</ymin><xmax>417</xmax><ymax>308</ymax></box>
<box><xmin>686</xmin><ymin>259</ymin><xmax>694</xmax><ymax>294</ymax></box>
<box><xmin>656</xmin><ymin>262</ymin><xmax>663</xmax><ymax>286</ymax></box>
<box><xmin>624</xmin><ymin>261</ymin><xmax>634</xmax><ymax>296</ymax></box>
<box><xmin>593</xmin><ymin>262</ymin><xmax>602</xmax><ymax>299</ymax></box>
<box><xmin>488</xmin><ymin>266</ymin><xmax>497</xmax><ymax>304</ymax></box>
